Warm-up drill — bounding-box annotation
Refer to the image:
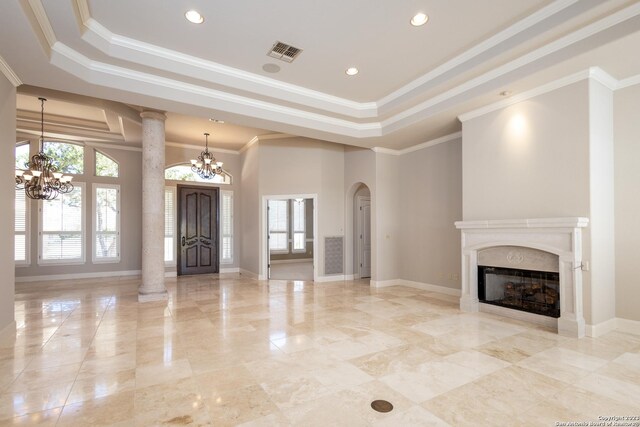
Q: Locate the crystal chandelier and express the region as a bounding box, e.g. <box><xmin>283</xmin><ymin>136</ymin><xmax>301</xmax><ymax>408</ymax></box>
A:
<box><xmin>190</xmin><ymin>132</ymin><xmax>223</xmax><ymax>179</ymax></box>
<box><xmin>15</xmin><ymin>98</ymin><xmax>74</xmax><ymax>200</ymax></box>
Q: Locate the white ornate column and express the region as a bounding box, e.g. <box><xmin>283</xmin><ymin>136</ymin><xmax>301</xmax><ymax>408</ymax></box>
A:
<box><xmin>138</xmin><ymin>110</ymin><xmax>168</xmax><ymax>302</ymax></box>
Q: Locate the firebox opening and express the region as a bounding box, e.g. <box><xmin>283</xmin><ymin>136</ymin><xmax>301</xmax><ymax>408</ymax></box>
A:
<box><xmin>478</xmin><ymin>266</ymin><xmax>560</xmax><ymax>318</ymax></box>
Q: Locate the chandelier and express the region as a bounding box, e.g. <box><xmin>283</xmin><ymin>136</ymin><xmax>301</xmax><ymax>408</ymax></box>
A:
<box><xmin>190</xmin><ymin>132</ymin><xmax>223</xmax><ymax>179</ymax></box>
<box><xmin>15</xmin><ymin>98</ymin><xmax>74</xmax><ymax>200</ymax></box>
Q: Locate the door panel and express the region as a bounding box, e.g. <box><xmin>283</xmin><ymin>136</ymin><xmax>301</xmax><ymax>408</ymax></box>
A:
<box><xmin>179</xmin><ymin>186</ymin><xmax>219</xmax><ymax>275</ymax></box>
<box><xmin>360</xmin><ymin>198</ymin><xmax>371</xmax><ymax>278</ymax></box>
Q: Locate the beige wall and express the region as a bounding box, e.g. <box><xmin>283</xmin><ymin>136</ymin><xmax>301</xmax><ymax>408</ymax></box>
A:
<box><xmin>462</xmin><ymin>81</ymin><xmax>591</xmax><ymax>221</ymax></box>
<box><xmin>614</xmin><ymin>83</ymin><xmax>640</xmax><ymax>322</ymax></box>
<box><xmin>0</xmin><ymin>75</ymin><xmax>16</xmax><ymax>334</ymax></box>
<box><xmin>398</xmin><ymin>139</ymin><xmax>463</xmax><ymax>289</ymax></box>
<box><xmin>373</xmin><ymin>153</ymin><xmax>401</xmax><ymax>282</ymax></box>
<box><xmin>239</xmin><ymin>143</ymin><xmax>260</xmax><ymax>274</ymax></box>
<box><xmin>15</xmin><ymin>145</ymin><xmax>143</xmax><ymax>278</ymax></box>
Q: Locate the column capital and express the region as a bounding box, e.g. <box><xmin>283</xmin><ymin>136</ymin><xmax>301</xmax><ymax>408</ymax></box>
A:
<box><xmin>140</xmin><ymin>110</ymin><xmax>167</xmax><ymax>122</ymax></box>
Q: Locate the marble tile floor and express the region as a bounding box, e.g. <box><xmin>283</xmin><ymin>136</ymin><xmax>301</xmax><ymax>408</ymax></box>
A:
<box><xmin>0</xmin><ymin>275</ymin><xmax>639</xmax><ymax>426</ymax></box>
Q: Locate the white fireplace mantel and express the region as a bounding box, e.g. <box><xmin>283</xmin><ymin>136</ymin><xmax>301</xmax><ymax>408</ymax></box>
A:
<box><xmin>455</xmin><ymin>217</ymin><xmax>589</xmax><ymax>338</ymax></box>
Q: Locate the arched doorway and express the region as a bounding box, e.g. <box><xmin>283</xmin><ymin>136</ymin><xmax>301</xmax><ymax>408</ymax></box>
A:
<box><xmin>353</xmin><ymin>184</ymin><xmax>371</xmax><ymax>279</ymax></box>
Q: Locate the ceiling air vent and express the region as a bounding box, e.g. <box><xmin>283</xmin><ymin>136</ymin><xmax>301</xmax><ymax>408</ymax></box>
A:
<box><xmin>267</xmin><ymin>41</ymin><xmax>303</xmax><ymax>63</ymax></box>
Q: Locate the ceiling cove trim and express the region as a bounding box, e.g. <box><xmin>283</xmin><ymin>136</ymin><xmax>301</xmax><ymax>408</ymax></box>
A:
<box><xmin>617</xmin><ymin>73</ymin><xmax>640</xmax><ymax>90</ymax></box>
<box><xmin>458</xmin><ymin>67</ymin><xmax>616</xmax><ymax>122</ymax></box>
<box><xmin>380</xmin><ymin>2</ymin><xmax>640</xmax><ymax>130</ymax></box>
<box><xmin>165</xmin><ymin>141</ymin><xmax>239</xmax><ymax>155</ymax></box>
<box><xmin>371</xmin><ymin>131</ymin><xmax>462</xmax><ymax>156</ymax></box>
<box><xmin>74</xmin><ymin>0</ymin><xmax>377</xmax><ymax>119</ymax></box>
<box><xmin>85</xmin><ymin>141</ymin><xmax>142</xmax><ymax>152</ymax></box>
<box><xmin>376</xmin><ymin>0</ymin><xmax>579</xmax><ymax>109</ymax></box>
<box><xmin>72</xmin><ymin>0</ymin><xmax>577</xmax><ymax>118</ymax></box>
<box><xmin>239</xmin><ymin>133</ymin><xmax>297</xmax><ymax>153</ymax></box>
<box><xmin>0</xmin><ymin>54</ymin><xmax>22</xmax><ymax>87</ymax></box>
<box><xmin>49</xmin><ymin>42</ymin><xmax>383</xmax><ymax>138</ymax></box>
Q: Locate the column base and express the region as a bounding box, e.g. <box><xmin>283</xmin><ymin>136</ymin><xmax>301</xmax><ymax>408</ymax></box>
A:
<box><xmin>460</xmin><ymin>295</ymin><xmax>479</xmax><ymax>312</ymax></box>
<box><xmin>138</xmin><ymin>290</ymin><xmax>168</xmax><ymax>303</ymax></box>
<box><xmin>557</xmin><ymin>315</ymin><xmax>586</xmax><ymax>338</ymax></box>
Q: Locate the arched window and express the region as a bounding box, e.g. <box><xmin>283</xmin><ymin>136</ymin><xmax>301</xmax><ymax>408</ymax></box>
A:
<box><xmin>95</xmin><ymin>150</ymin><xmax>119</xmax><ymax>177</ymax></box>
<box><xmin>164</xmin><ymin>164</ymin><xmax>232</xmax><ymax>184</ymax></box>
<box><xmin>42</xmin><ymin>141</ymin><xmax>84</xmax><ymax>175</ymax></box>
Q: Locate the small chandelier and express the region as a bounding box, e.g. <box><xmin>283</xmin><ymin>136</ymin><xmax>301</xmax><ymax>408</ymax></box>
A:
<box><xmin>190</xmin><ymin>132</ymin><xmax>223</xmax><ymax>180</ymax></box>
<box><xmin>15</xmin><ymin>98</ymin><xmax>73</xmax><ymax>200</ymax></box>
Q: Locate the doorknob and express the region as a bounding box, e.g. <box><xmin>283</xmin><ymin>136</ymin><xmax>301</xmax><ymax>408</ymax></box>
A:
<box><xmin>182</xmin><ymin>236</ymin><xmax>186</xmax><ymax>246</ymax></box>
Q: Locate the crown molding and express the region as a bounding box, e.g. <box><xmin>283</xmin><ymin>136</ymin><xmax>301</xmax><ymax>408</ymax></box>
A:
<box><xmin>376</xmin><ymin>0</ymin><xmax>579</xmax><ymax>109</ymax></box>
<box><xmin>21</xmin><ymin>0</ymin><xmax>640</xmax><ymax>149</ymax></box>
<box><xmin>85</xmin><ymin>141</ymin><xmax>142</xmax><ymax>152</ymax></box>
<box><xmin>239</xmin><ymin>133</ymin><xmax>297</xmax><ymax>153</ymax></box>
<box><xmin>458</xmin><ymin>67</ymin><xmax>626</xmax><ymax>122</ymax></box>
<box><xmin>617</xmin><ymin>73</ymin><xmax>640</xmax><ymax>90</ymax></box>
<box><xmin>0</xmin><ymin>55</ymin><xmax>22</xmax><ymax>87</ymax></box>
<box><xmin>165</xmin><ymin>141</ymin><xmax>239</xmax><ymax>155</ymax></box>
<box><xmin>371</xmin><ymin>131</ymin><xmax>462</xmax><ymax>156</ymax></box>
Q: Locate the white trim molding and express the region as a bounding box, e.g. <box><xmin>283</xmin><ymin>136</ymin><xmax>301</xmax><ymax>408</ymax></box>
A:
<box><xmin>397</xmin><ymin>280</ymin><xmax>462</xmax><ymax>296</ymax></box>
<box><xmin>0</xmin><ymin>54</ymin><xmax>22</xmax><ymax>86</ymax></box>
<box><xmin>371</xmin><ymin>132</ymin><xmax>462</xmax><ymax>156</ymax></box>
<box><xmin>455</xmin><ymin>217</ymin><xmax>589</xmax><ymax>338</ymax></box>
<box><xmin>15</xmin><ymin>269</ymin><xmax>141</xmax><ymax>283</ymax></box>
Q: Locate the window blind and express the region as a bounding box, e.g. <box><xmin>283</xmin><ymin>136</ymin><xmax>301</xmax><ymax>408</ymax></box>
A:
<box><xmin>164</xmin><ymin>187</ymin><xmax>176</xmax><ymax>263</ymax></box>
<box><xmin>221</xmin><ymin>191</ymin><xmax>233</xmax><ymax>264</ymax></box>
<box><xmin>268</xmin><ymin>200</ymin><xmax>288</xmax><ymax>251</ymax></box>
<box><xmin>41</xmin><ymin>183</ymin><xmax>84</xmax><ymax>262</ymax></box>
<box><xmin>292</xmin><ymin>200</ymin><xmax>305</xmax><ymax>252</ymax></box>
<box><xmin>15</xmin><ymin>189</ymin><xmax>28</xmax><ymax>262</ymax></box>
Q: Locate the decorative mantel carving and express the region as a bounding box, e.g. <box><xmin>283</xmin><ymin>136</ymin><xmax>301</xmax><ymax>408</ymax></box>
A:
<box><xmin>455</xmin><ymin>217</ymin><xmax>589</xmax><ymax>338</ymax></box>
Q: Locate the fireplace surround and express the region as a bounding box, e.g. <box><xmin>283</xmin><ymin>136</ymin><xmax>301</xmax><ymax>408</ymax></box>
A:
<box><xmin>455</xmin><ymin>218</ymin><xmax>589</xmax><ymax>338</ymax></box>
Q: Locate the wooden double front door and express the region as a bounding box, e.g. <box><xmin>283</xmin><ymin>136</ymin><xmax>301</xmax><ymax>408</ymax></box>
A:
<box><xmin>178</xmin><ymin>186</ymin><xmax>219</xmax><ymax>276</ymax></box>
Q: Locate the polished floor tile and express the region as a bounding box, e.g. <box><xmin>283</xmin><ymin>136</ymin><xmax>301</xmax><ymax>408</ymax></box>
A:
<box><xmin>0</xmin><ymin>275</ymin><xmax>638</xmax><ymax>426</ymax></box>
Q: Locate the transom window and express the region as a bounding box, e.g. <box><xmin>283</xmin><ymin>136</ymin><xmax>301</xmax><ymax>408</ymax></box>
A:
<box><xmin>15</xmin><ymin>143</ymin><xmax>30</xmax><ymax>170</ymax></box>
<box><xmin>165</xmin><ymin>164</ymin><xmax>231</xmax><ymax>184</ymax></box>
<box><xmin>42</xmin><ymin>141</ymin><xmax>84</xmax><ymax>175</ymax></box>
<box><xmin>95</xmin><ymin>150</ymin><xmax>119</xmax><ymax>177</ymax></box>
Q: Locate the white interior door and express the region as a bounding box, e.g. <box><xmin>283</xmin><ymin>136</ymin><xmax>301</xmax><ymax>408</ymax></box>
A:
<box><xmin>359</xmin><ymin>197</ymin><xmax>371</xmax><ymax>278</ymax></box>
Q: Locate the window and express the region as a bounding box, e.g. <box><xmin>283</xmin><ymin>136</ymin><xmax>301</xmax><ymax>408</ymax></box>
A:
<box><xmin>95</xmin><ymin>150</ymin><xmax>119</xmax><ymax>177</ymax></box>
<box><xmin>39</xmin><ymin>183</ymin><xmax>85</xmax><ymax>264</ymax></box>
<box><xmin>16</xmin><ymin>143</ymin><xmax>30</xmax><ymax>170</ymax></box>
<box><xmin>164</xmin><ymin>164</ymin><xmax>231</xmax><ymax>184</ymax></box>
<box><xmin>268</xmin><ymin>200</ymin><xmax>288</xmax><ymax>252</ymax></box>
<box><xmin>221</xmin><ymin>191</ymin><xmax>233</xmax><ymax>264</ymax></box>
<box><xmin>15</xmin><ymin>189</ymin><xmax>30</xmax><ymax>265</ymax></box>
<box><xmin>292</xmin><ymin>199</ymin><xmax>306</xmax><ymax>253</ymax></box>
<box><xmin>42</xmin><ymin>141</ymin><xmax>84</xmax><ymax>175</ymax></box>
<box><xmin>164</xmin><ymin>187</ymin><xmax>176</xmax><ymax>264</ymax></box>
<box><xmin>93</xmin><ymin>184</ymin><xmax>120</xmax><ymax>263</ymax></box>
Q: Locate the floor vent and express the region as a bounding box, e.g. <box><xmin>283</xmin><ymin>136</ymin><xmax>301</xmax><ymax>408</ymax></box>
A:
<box><xmin>267</xmin><ymin>41</ymin><xmax>303</xmax><ymax>63</ymax></box>
<box><xmin>324</xmin><ymin>236</ymin><xmax>344</xmax><ymax>275</ymax></box>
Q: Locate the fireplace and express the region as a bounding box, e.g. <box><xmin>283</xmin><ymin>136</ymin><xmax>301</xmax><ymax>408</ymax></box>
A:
<box><xmin>478</xmin><ymin>266</ymin><xmax>560</xmax><ymax>318</ymax></box>
<box><xmin>454</xmin><ymin>218</ymin><xmax>589</xmax><ymax>337</ymax></box>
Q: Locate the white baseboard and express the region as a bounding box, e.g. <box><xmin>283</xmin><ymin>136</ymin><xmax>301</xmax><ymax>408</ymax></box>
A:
<box><xmin>397</xmin><ymin>279</ymin><xmax>462</xmax><ymax>296</ymax></box>
<box><xmin>314</xmin><ymin>275</ymin><xmax>346</xmax><ymax>283</ymax></box>
<box><xmin>220</xmin><ymin>267</ymin><xmax>240</xmax><ymax>274</ymax></box>
<box><xmin>586</xmin><ymin>317</ymin><xmax>619</xmax><ymax>337</ymax></box>
<box><xmin>370</xmin><ymin>279</ymin><xmax>402</xmax><ymax>288</ymax></box>
<box><xmin>16</xmin><ymin>270</ymin><xmax>142</xmax><ymax>283</ymax></box>
<box><xmin>239</xmin><ymin>269</ymin><xmax>259</xmax><ymax>279</ymax></box>
<box><xmin>344</xmin><ymin>274</ymin><xmax>355</xmax><ymax>280</ymax></box>
<box><xmin>616</xmin><ymin>318</ymin><xmax>640</xmax><ymax>335</ymax></box>
<box><xmin>164</xmin><ymin>271</ymin><xmax>177</xmax><ymax>278</ymax></box>
<box><xmin>270</xmin><ymin>259</ymin><xmax>312</xmax><ymax>265</ymax></box>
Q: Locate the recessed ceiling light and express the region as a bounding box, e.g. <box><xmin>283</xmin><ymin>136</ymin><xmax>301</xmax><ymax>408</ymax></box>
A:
<box><xmin>345</xmin><ymin>67</ymin><xmax>359</xmax><ymax>76</ymax></box>
<box><xmin>185</xmin><ymin>10</ymin><xmax>204</xmax><ymax>24</ymax></box>
<box><xmin>410</xmin><ymin>12</ymin><xmax>429</xmax><ymax>27</ymax></box>
<box><xmin>209</xmin><ymin>118</ymin><xmax>225</xmax><ymax>124</ymax></box>
<box><xmin>500</xmin><ymin>90</ymin><xmax>512</xmax><ymax>97</ymax></box>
